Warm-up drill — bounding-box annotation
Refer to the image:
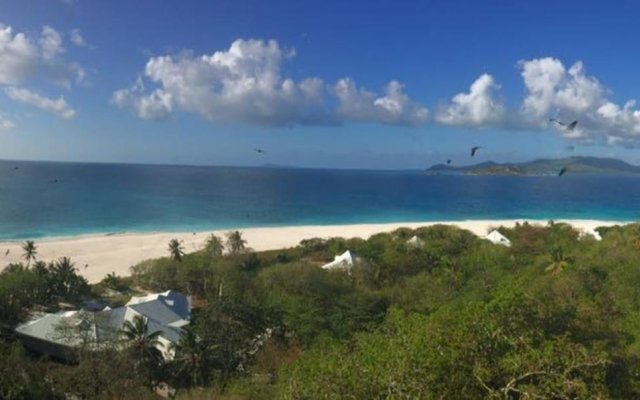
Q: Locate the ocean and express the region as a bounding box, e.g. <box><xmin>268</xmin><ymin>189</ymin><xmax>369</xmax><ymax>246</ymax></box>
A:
<box><xmin>0</xmin><ymin>159</ymin><xmax>639</xmax><ymax>240</ymax></box>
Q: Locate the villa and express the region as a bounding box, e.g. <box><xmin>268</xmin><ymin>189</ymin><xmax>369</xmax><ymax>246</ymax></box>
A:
<box><xmin>15</xmin><ymin>290</ymin><xmax>191</xmax><ymax>362</ymax></box>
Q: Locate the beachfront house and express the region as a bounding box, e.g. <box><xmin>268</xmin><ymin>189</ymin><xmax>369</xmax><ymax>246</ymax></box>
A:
<box><xmin>485</xmin><ymin>230</ymin><xmax>512</xmax><ymax>247</ymax></box>
<box><xmin>406</xmin><ymin>235</ymin><xmax>424</xmax><ymax>248</ymax></box>
<box><xmin>15</xmin><ymin>290</ymin><xmax>191</xmax><ymax>362</ymax></box>
<box><xmin>321</xmin><ymin>250</ymin><xmax>354</xmax><ymax>270</ymax></box>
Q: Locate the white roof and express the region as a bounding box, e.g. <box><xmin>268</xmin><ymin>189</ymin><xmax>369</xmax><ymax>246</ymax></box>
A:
<box><xmin>580</xmin><ymin>229</ymin><xmax>602</xmax><ymax>241</ymax></box>
<box><xmin>406</xmin><ymin>235</ymin><xmax>423</xmax><ymax>247</ymax></box>
<box><xmin>485</xmin><ymin>230</ymin><xmax>511</xmax><ymax>246</ymax></box>
<box><xmin>321</xmin><ymin>250</ymin><xmax>354</xmax><ymax>270</ymax></box>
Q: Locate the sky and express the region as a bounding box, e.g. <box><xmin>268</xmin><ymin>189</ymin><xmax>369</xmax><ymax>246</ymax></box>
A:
<box><xmin>1</xmin><ymin>0</ymin><xmax>640</xmax><ymax>169</ymax></box>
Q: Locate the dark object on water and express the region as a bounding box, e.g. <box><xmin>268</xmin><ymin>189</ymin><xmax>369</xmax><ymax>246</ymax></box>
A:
<box><xmin>447</xmin><ymin>159</ymin><xmax>452</xmax><ymax>165</ymax></box>
<box><xmin>254</xmin><ymin>148</ymin><xmax>265</xmax><ymax>154</ymax></box>
<box><xmin>558</xmin><ymin>167</ymin><xmax>567</xmax><ymax>176</ymax></box>
<box><xmin>471</xmin><ymin>146</ymin><xmax>481</xmax><ymax>157</ymax></box>
<box><xmin>14</xmin><ymin>166</ymin><xmax>19</xmax><ymax>170</ymax></box>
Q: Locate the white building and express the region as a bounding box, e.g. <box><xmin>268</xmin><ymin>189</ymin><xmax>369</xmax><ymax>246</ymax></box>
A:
<box><xmin>15</xmin><ymin>290</ymin><xmax>191</xmax><ymax>361</ymax></box>
<box><xmin>406</xmin><ymin>235</ymin><xmax>424</xmax><ymax>248</ymax></box>
<box><xmin>321</xmin><ymin>250</ymin><xmax>354</xmax><ymax>270</ymax></box>
<box><xmin>484</xmin><ymin>230</ymin><xmax>511</xmax><ymax>247</ymax></box>
<box><xmin>580</xmin><ymin>228</ymin><xmax>602</xmax><ymax>241</ymax></box>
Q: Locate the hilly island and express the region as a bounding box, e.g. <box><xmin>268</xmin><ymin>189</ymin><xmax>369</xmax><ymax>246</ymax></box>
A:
<box><xmin>425</xmin><ymin>156</ymin><xmax>640</xmax><ymax>176</ymax></box>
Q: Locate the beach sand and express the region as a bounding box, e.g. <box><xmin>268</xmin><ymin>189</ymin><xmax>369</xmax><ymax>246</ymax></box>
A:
<box><xmin>0</xmin><ymin>219</ymin><xmax>626</xmax><ymax>283</ymax></box>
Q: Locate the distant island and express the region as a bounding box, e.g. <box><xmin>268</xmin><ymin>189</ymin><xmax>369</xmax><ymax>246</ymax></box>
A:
<box><xmin>425</xmin><ymin>156</ymin><xmax>640</xmax><ymax>176</ymax></box>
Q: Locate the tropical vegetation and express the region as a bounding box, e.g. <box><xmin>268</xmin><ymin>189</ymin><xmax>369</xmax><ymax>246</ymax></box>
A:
<box><xmin>3</xmin><ymin>222</ymin><xmax>640</xmax><ymax>398</ymax></box>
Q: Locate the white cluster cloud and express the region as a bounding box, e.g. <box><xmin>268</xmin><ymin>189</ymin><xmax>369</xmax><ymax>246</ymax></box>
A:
<box><xmin>435</xmin><ymin>74</ymin><xmax>504</xmax><ymax>127</ymax></box>
<box><xmin>334</xmin><ymin>79</ymin><xmax>428</xmax><ymax>125</ymax></box>
<box><xmin>519</xmin><ymin>57</ymin><xmax>640</xmax><ymax>144</ymax></box>
<box><xmin>0</xmin><ymin>23</ymin><xmax>84</xmax><ymax>121</ymax></box>
<box><xmin>115</xmin><ymin>38</ymin><xmax>640</xmax><ymax>146</ymax></box>
<box><xmin>5</xmin><ymin>87</ymin><xmax>76</xmax><ymax>119</ymax></box>
<box><xmin>520</xmin><ymin>58</ymin><xmax>604</xmax><ymax>119</ymax></box>
<box><xmin>0</xmin><ymin>24</ymin><xmax>84</xmax><ymax>87</ymax></box>
<box><xmin>112</xmin><ymin>78</ymin><xmax>173</xmax><ymax>121</ymax></box>
<box><xmin>420</xmin><ymin>57</ymin><xmax>640</xmax><ymax>145</ymax></box>
<box><xmin>113</xmin><ymin>38</ymin><xmax>426</xmax><ymax>126</ymax></box>
<box><xmin>69</xmin><ymin>29</ymin><xmax>88</xmax><ymax>48</ymax></box>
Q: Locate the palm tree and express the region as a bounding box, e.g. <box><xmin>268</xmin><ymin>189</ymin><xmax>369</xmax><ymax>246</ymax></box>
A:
<box><xmin>103</xmin><ymin>272</ymin><xmax>123</xmax><ymax>290</ymax></box>
<box><xmin>225</xmin><ymin>230</ymin><xmax>247</xmax><ymax>255</ymax></box>
<box><xmin>21</xmin><ymin>240</ymin><xmax>37</xmax><ymax>266</ymax></box>
<box><xmin>52</xmin><ymin>256</ymin><xmax>76</xmax><ymax>279</ymax></box>
<box><xmin>121</xmin><ymin>315</ymin><xmax>162</xmax><ymax>360</ymax></box>
<box><xmin>170</xmin><ymin>328</ymin><xmax>211</xmax><ymax>387</ymax></box>
<box><xmin>121</xmin><ymin>315</ymin><xmax>163</xmax><ymax>384</ymax></box>
<box><xmin>3</xmin><ymin>262</ymin><xmax>26</xmax><ymax>273</ymax></box>
<box><xmin>545</xmin><ymin>246</ymin><xmax>572</xmax><ymax>275</ymax></box>
<box><xmin>50</xmin><ymin>257</ymin><xmax>88</xmax><ymax>299</ymax></box>
<box><xmin>31</xmin><ymin>260</ymin><xmax>48</xmax><ymax>277</ymax></box>
<box><xmin>204</xmin><ymin>234</ymin><xmax>225</xmax><ymax>257</ymax></box>
<box><xmin>168</xmin><ymin>239</ymin><xmax>185</xmax><ymax>262</ymax></box>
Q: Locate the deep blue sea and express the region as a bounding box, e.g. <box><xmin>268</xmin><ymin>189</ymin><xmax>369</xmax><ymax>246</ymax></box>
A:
<box><xmin>0</xmin><ymin>159</ymin><xmax>639</xmax><ymax>240</ymax></box>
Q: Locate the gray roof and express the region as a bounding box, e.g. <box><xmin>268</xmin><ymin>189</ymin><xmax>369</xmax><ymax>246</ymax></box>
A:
<box><xmin>128</xmin><ymin>301</ymin><xmax>184</xmax><ymax>326</ymax></box>
<box><xmin>94</xmin><ymin>306</ymin><xmax>127</xmax><ymax>342</ymax></box>
<box><xmin>16</xmin><ymin>310</ymin><xmax>100</xmax><ymax>347</ymax></box>
<box><xmin>146</xmin><ymin>318</ymin><xmax>183</xmax><ymax>344</ymax></box>
<box><xmin>16</xmin><ymin>291</ymin><xmax>191</xmax><ymax>354</ymax></box>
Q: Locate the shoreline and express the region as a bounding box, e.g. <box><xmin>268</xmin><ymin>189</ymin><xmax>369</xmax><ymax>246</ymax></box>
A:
<box><xmin>1</xmin><ymin>215</ymin><xmax>636</xmax><ymax>243</ymax></box>
<box><xmin>0</xmin><ymin>219</ymin><xmax>629</xmax><ymax>283</ymax></box>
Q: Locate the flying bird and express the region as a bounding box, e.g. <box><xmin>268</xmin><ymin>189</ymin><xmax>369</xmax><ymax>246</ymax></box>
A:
<box><xmin>549</xmin><ymin>118</ymin><xmax>578</xmax><ymax>131</ymax></box>
<box><xmin>558</xmin><ymin>167</ymin><xmax>567</xmax><ymax>176</ymax></box>
<box><xmin>470</xmin><ymin>146</ymin><xmax>481</xmax><ymax>157</ymax></box>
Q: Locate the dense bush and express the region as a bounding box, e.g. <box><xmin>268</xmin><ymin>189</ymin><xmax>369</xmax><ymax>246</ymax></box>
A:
<box><xmin>5</xmin><ymin>223</ymin><xmax>640</xmax><ymax>398</ymax></box>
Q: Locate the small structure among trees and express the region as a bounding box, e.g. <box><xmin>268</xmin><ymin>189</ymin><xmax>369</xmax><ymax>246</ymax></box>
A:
<box><xmin>321</xmin><ymin>250</ymin><xmax>354</xmax><ymax>270</ymax></box>
<box><xmin>484</xmin><ymin>230</ymin><xmax>512</xmax><ymax>246</ymax></box>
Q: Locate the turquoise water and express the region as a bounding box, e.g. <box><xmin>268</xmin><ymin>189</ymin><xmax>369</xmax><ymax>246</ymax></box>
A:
<box><xmin>0</xmin><ymin>160</ymin><xmax>638</xmax><ymax>240</ymax></box>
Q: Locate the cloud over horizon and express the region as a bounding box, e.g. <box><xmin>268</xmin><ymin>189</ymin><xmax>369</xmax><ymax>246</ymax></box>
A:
<box><xmin>519</xmin><ymin>57</ymin><xmax>640</xmax><ymax>144</ymax></box>
<box><xmin>334</xmin><ymin>78</ymin><xmax>428</xmax><ymax>125</ymax></box>
<box><xmin>0</xmin><ymin>23</ymin><xmax>84</xmax><ymax>121</ymax></box>
<box><xmin>435</xmin><ymin>73</ymin><xmax>504</xmax><ymax>127</ymax></box>
<box><xmin>113</xmin><ymin>38</ymin><xmax>427</xmax><ymax>127</ymax></box>
<box><xmin>111</xmin><ymin>38</ymin><xmax>640</xmax><ymax>147</ymax></box>
<box><xmin>0</xmin><ymin>24</ymin><xmax>84</xmax><ymax>87</ymax></box>
<box><xmin>5</xmin><ymin>86</ymin><xmax>76</xmax><ymax>119</ymax></box>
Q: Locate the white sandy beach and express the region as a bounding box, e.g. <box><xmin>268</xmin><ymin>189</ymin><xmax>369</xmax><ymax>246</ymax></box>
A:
<box><xmin>0</xmin><ymin>220</ymin><xmax>628</xmax><ymax>283</ymax></box>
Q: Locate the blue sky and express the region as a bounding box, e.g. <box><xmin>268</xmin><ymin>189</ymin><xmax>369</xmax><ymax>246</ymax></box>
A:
<box><xmin>1</xmin><ymin>0</ymin><xmax>640</xmax><ymax>169</ymax></box>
